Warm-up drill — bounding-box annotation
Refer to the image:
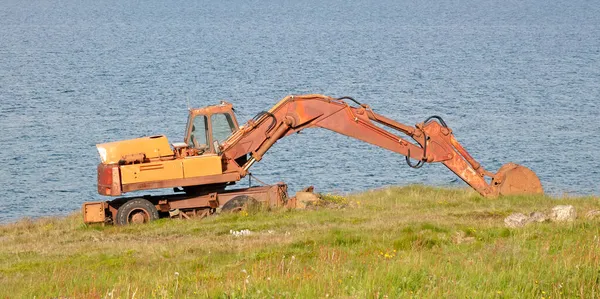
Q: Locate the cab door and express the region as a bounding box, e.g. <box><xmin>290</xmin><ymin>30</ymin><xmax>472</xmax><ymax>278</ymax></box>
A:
<box><xmin>182</xmin><ymin>114</ymin><xmax>222</xmax><ymax>178</ymax></box>
<box><xmin>209</xmin><ymin>112</ymin><xmax>237</xmax><ymax>151</ymax></box>
<box><xmin>185</xmin><ymin>105</ymin><xmax>239</xmax><ymax>155</ymax></box>
<box><xmin>182</xmin><ymin>109</ymin><xmax>239</xmax><ymax>179</ymax></box>
<box><xmin>186</xmin><ymin>114</ymin><xmax>209</xmax><ymax>152</ymax></box>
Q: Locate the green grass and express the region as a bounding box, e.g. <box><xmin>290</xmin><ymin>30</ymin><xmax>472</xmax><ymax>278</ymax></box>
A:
<box><xmin>1</xmin><ymin>185</ymin><xmax>600</xmax><ymax>298</ymax></box>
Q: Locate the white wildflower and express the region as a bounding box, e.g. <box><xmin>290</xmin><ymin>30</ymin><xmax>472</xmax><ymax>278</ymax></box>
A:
<box><xmin>230</xmin><ymin>229</ymin><xmax>253</xmax><ymax>237</ymax></box>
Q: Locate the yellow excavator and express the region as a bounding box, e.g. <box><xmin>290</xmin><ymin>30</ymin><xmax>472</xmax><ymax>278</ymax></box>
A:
<box><xmin>83</xmin><ymin>94</ymin><xmax>543</xmax><ymax>225</ymax></box>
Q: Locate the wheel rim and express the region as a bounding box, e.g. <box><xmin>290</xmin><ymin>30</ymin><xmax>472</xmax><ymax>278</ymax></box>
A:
<box><xmin>230</xmin><ymin>206</ymin><xmax>244</xmax><ymax>213</ymax></box>
<box><xmin>128</xmin><ymin>209</ymin><xmax>150</xmax><ymax>224</ymax></box>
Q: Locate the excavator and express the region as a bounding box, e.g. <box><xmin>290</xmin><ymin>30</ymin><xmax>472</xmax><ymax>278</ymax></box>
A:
<box><xmin>83</xmin><ymin>94</ymin><xmax>543</xmax><ymax>225</ymax></box>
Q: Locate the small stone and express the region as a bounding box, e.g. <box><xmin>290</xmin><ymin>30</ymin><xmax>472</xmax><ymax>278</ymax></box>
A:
<box><xmin>529</xmin><ymin>211</ymin><xmax>548</xmax><ymax>223</ymax></box>
<box><xmin>504</xmin><ymin>213</ymin><xmax>529</xmax><ymax>228</ymax></box>
<box><xmin>549</xmin><ymin>205</ymin><xmax>577</xmax><ymax>222</ymax></box>
<box><xmin>585</xmin><ymin>210</ymin><xmax>600</xmax><ymax>220</ymax></box>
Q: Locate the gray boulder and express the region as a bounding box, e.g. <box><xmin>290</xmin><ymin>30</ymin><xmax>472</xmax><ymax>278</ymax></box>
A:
<box><xmin>549</xmin><ymin>205</ymin><xmax>577</xmax><ymax>222</ymax></box>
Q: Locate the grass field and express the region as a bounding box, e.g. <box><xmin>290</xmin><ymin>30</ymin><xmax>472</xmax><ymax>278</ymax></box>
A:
<box><xmin>1</xmin><ymin>185</ymin><xmax>599</xmax><ymax>298</ymax></box>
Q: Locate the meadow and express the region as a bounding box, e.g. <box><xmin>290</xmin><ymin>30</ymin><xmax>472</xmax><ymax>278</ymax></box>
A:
<box><xmin>1</xmin><ymin>186</ymin><xmax>599</xmax><ymax>298</ymax></box>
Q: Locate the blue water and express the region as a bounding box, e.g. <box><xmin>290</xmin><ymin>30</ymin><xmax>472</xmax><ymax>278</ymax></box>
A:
<box><xmin>1</xmin><ymin>0</ymin><xmax>599</xmax><ymax>223</ymax></box>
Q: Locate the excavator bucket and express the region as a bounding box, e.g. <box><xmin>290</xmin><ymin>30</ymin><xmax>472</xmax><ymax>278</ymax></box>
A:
<box><xmin>491</xmin><ymin>163</ymin><xmax>543</xmax><ymax>196</ymax></box>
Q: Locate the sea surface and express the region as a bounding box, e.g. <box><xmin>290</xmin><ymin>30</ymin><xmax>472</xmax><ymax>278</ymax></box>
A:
<box><xmin>1</xmin><ymin>0</ymin><xmax>599</xmax><ymax>223</ymax></box>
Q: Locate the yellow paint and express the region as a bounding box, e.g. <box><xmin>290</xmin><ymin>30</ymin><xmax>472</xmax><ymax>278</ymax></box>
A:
<box><xmin>120</xmin><ymin>160</ymin><xmax>183</xmax><ymax>184</ymax></box>
<box><xmin>182</xmin><ymin>154</ymin><xmax>222</xmax><ymax>178</ymax></box>
<box><xmin>119</xmin><ymin>155</ymin><xmax>222</xmax><ymax>185</ymax></box>
<box><xmin>82</xmin><ymin>202</ymin><xmax>105</xmax><ymax>223</ymax></box>
<box><xmin>96</xmin><ymin>135</ymin><xmax>174</xmax><ymax>164</ymax></box>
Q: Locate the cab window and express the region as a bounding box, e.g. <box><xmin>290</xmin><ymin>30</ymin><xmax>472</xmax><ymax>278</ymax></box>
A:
<box><xmin>211</xmin><ymin>113</ymin><xmax>235</xmax><ymax>144</ymax></box>
<box><xmin>188</xmin><ymin>115</ymin><xmax>208</xmax><ymax>149</ymax></box>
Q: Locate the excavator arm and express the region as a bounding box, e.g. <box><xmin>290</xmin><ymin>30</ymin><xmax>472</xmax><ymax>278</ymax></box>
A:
<box><xmin>220</xmin><ymin>94</ymin><xmax>543</xmax><ymax>197</ymax></box>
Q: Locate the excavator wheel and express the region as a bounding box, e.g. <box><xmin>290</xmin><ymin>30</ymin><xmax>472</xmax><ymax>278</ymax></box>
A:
<box><xmin>491</xmin><ymin>163</ymin><xmax>544</xmax><ymax>196</ymax></box>
<box><xmin>115</xmin><ymin>198</ymin><xmax>159</xmax><ymax>225</ymax></box>
<box><xmin>221</xmin><ymin>195</ymin><xmax>259</xmax><ymax>213</ymax></box>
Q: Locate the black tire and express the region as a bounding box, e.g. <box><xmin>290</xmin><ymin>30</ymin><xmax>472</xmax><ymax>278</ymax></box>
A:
<box><xmin>115</xmin><ymin>198</ymin><xmax>159</xmax><ymax>225</ymax></box>
<box><xmin>221</xmin><ymin>195</ymin><xmax>258</xmax><ymax>212</ymax></box>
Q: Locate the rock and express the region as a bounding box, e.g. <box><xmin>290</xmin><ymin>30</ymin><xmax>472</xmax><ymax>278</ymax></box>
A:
<box><xmin>300</xmin><ymin>186</ymin><xmax>314</xmax><ymax>193</ymax></box>
<box><xmin>549</xmin><ymin>205</ymin><xmax>577</xmax><ymax>222</ymax></box>
<box><xmin>529</xmin><ymin>211</ymin><xmax>548</xmax><ymax>223</ymax></box>
<box><xmin>294</xmin><ymin>192</ymin><xmax>321</xmax><ymax>209</ymax></box>
<box><xmin>585</xmin><ymin>210</ymin><xmax>600</xmax><ymax>220</ymax></box>
<box><xmin>504</xmin><ymin>213</ymin><xmax>530</xmax><ymax>228</ymax></box>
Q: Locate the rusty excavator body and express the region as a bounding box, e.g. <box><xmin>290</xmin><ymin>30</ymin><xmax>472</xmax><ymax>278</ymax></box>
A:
<box><xmin>84</xmin><ymin>94</ymin><xmax>543</xmax><ymax>225</ymax></box>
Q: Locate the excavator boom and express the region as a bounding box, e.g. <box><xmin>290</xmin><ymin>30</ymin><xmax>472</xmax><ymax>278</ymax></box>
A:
<box><xmin>87</xmin><ymin>94</ymin><xmax>544</xmax><ymax>224</ymax></box>
<box><xmin>220</xmin><ymin>94</ymin><xmax>543</xmax><ymax>197</ymax></box>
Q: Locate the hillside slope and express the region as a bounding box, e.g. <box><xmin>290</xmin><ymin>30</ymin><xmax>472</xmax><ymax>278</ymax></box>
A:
<box><xmin>1</xmin><ymin>186</ymin><xmax>599</xmax><ymax>298</ymax></box>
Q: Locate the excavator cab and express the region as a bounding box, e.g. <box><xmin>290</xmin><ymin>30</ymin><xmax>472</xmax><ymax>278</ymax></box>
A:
<box><xmin>185</xmin><ymin>101</ymin><xmax>239</xmax><ymax>155</ymax></box>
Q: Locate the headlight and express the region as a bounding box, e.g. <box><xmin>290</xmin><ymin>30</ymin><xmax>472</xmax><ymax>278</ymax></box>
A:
<box><xmin>97</xmin><ymin>147</ymin><xmax>107</xmax><ymax>163</ymax></box>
